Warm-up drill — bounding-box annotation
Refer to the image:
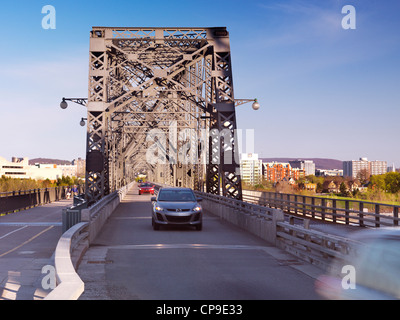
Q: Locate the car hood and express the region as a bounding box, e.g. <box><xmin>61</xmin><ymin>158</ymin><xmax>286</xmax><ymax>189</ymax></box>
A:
<box><xmin>156</xmin><ymin>201</ymin><xmax>198</xmax><ymax>210</ymax></box>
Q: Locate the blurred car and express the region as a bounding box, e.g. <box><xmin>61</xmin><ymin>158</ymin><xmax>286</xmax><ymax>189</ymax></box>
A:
<box><xmin>151</xmin><ymin>187</ymin><xmax>202</xmax><ymax>231</ymax></box>
<box><xmin>138</xmin><ymin>183</ymin><xmax>155</xmax><ymax>195</ymax></box>
<box><xmin>315</xmin><ymin>227</ymin><xmax>400</xmax><ymax>300</ymax></box>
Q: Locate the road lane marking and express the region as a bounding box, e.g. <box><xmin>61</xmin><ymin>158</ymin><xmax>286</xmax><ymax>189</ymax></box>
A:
<box><xmin>104</xmin><ymin>243</ymin><xmax>271</xmax><ymax>250</ymax></box>
<box><xmin>0</xmin><ymin>222</ymin><xmax>61</xmax><ymax>226</ymax></box>
<box><xmin>0</xmin><ymin>225</ymin><xmax>28</xmax><ymax>240</ymax></box>
<box><xmin>0</xmin><ymin>226</ymin><xmax>54</xmax><ymax>258</ymax></box>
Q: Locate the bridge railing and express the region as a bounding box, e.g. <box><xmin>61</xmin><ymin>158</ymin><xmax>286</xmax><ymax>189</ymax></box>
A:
<box><xmin>242</xmin><ymin>190</ymin><xmax>400</xmax><ymax>228</ymax></box>
<box><xmin>195</xmin><ymin>190</ymin><xmax>363</xmax><ymax>272</ymax></box>
<box><xmin>0</xmin><ymin>185</ymin><xmax>84</xmax><ymax>216</ymax></box>
<box><xmin>152</xmin><ymin>183</ymin><xmax>365</xmax><ymax>271</ymax></box>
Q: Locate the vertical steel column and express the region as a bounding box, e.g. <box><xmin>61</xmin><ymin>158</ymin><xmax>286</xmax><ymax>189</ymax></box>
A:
<box><xmin>85</xmin><ymin>29</ymin><xmax>110</xmax><ymax>204</ymax></box>
<box><xmin>205</xmin><ymin>28</ymin><xmax>242</xmax><ymax>200</ymax></box>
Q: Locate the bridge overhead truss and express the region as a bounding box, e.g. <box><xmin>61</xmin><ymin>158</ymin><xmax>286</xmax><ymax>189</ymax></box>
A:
<box><xmin>85</xmin><ymin>27</ymin><xmax>243</xmax><ymax>204</ymax></box>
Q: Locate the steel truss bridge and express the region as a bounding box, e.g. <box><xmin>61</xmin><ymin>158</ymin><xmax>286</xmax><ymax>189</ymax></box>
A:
<box><xmin>63</xmin><ymin>27</ymin><xmax>258</xmax><ymax>205</ymax></box>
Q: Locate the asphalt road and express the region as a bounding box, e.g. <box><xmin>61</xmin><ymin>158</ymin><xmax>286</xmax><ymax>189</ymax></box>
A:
<box><xmin>0</xmin><ymin>199</ymin><xmax>70</xmax><ymax>300</ymax></box>
<box><xmin>78</xmin><ymin>186</ymin><xmax>323</xmax><ymax>300</ymax></box>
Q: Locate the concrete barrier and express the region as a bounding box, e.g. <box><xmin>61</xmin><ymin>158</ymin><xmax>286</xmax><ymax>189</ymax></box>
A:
<box><xmin>196</xmin><ymin>191</ymin><xmax>359</xmax><ymax>271</ymax></box>
<box><xmin>81</xmin><ymin>182</ymin><xmax>134</xmax><ymax>243</ymax></box>
<box><xmin>45</xmin><ymin>182</ymin><xmax>134</xmax><ymax>300</ymax></box>
<box><xmin>44</xmin><ymin>222</ymin><xmax>88</xmax><ymax>300</ymax></box>
<box><xmin>198</xmin><ymin>192</ymin><xmax>284</xmax><ymax>246</ymax></box>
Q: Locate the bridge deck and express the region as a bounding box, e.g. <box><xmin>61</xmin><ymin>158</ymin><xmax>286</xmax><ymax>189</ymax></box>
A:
<box><xmin>77</xmin><ymin>185</ymin><xmax>323</xmax><ymax>300</ymax></box>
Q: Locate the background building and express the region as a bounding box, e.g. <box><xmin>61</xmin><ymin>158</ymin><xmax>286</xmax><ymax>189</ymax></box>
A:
<box><xmin>1</xmin><ymin>156</ymin><xmax>81</xmax><ymax>181</ymax></box>
<box><xmin>289</xmin><ymin>159</ymin><xmax>315</xmax><ymax>176</ymax></box>
<box><xmin>240</xmin><ymin>153</ymin><xmax>263</xmax><ymax>185</ymax></box>
<box><xmin>315</xmin><ymin>169</ymin><xmax>343</xmax><ymax>177</ymax></box>
<box><xmin>58</xmin><ymin>164</ymin><xmax>78</xmax><ymax>178</ymax></box>
<box><xmin>29</xmin><ymin>163</ymin><xmax>63</xmax><ymax>181</ymax></box>
<box><xmin>72</xmin><ymin>157</ymin><xmax>86</xmax><ymax>178</ymax></box>
<box><xmin>370</xmin><ymin>160</ymin><xmax>388</xmax><ymax>176</ymax></box>
<box><xmin>0</xmin><ymin>157</ymin><xmax>30</xmax><ymax>179</ymax></box>
<box><xmin>343</xmin><ymin>157</ymin><xmax>387</xmax><ymax>178</ymax></box>
<box><xmin>263</xmin><ymin>162</ymin><xmax>304</xmax><ymax>183</ymax></box>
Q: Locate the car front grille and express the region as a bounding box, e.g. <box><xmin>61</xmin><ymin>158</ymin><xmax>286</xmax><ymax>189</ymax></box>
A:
<box><xmin>166</xmin><ymin>208</ymin><xmax>190</xmax><ymax>212</ymax></box>
<box><xmin>166</xmin><ymin>215</ymin><xmax>192</xmax><ymax>223</ymax></box>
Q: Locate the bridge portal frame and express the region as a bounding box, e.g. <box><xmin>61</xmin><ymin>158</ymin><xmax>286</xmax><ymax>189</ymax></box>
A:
<box><xmin>85</xmin><ymin>27</ymin><xmax>244</xmax><ymax>204</ymax></box>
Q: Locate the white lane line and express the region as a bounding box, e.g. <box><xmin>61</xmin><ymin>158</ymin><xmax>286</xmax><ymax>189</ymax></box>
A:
<box><xmin>105</xmin><ymin>243</ymin><xmax>270</xmax><ymax>250</ymax></box>
<box><xmin>0</xmin><ymin>226</ymin><xmax>54</xmax><ymax>258</ymax></box>
<box><xmin>0</xmin><ymin>222</ymin><xmax>62</xmax><ymax>227</ymax></box>
<box><xmin>0</xmin><ymin>225</ymin><xmax>28</xmax><ymax>240</ymax></box>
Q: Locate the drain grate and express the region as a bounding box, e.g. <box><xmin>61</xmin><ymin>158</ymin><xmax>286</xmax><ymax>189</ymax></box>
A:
<box><xmin>276</xmin><ymin>259</ymin><xmax>303</xmax><ymax>266</ymax></box>
<box><xmin>87</xmin><ymin>260</ymin><xmax>113</xmax><ymax>264</ymax></box>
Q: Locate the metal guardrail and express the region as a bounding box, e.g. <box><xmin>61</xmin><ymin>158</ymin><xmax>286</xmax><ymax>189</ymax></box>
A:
<box><xmin>242</xmin><ymin>190</ymin><xmax>400</xmax><ymax>228</ymax></box>
<box><xmin>0</xmin><ymin>185</ymin><xmax>84</xmax><ymax>216</ymax></box>
<box><xmin>62</xmin><ymin>194</ymin><xmax>88</xmax><ymax>233</ymax></box>
<box><xmin>196</xmin><ymin>190</ymin><xmax>363</xmax><ymax>271</ymax></box>
<box><xmin>275</xmin><ymin>218</ymin><xmax>363</xmax><ymax>271</ymax></box>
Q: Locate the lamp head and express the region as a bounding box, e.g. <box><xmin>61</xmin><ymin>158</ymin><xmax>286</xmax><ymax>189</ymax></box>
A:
<box><xmin>60</xmin><ymin>99</ymin><xmax>68</xmax><ymax>109</ymax></box>
<box><xmin>252</xmin><ymin>99</ymin><xmax>260</xmax><ymax>111</ymax></box>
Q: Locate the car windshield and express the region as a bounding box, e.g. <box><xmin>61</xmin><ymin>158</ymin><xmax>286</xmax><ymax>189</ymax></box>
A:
<box><xmin>158</xmin><ymin>190</ymin><xmax>196</xmax><ymax>202</ymax></box>
<box><xmin>141</xmin><ymin>183</ymin><xmax>153</xmax><ymax>187</ymax></box>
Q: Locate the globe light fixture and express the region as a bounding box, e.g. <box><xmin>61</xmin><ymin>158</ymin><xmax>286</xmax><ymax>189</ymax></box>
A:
<box><xmin>80</xmin><ymin>118</ymin><xmax>87</xmax><ymax>127</ymax></box>
<box><xmin>60</xmin><ymin>99</ymin><xmax>68</xmax><ymax>109</ymax></box>
<box><xmin>252</xmin><ymin>99</ymin><xmax>260</xmax><ymax>111</ymax></box>
<box><xmin>234</xmin><ymin>98</ymin><xmax>260</xmax><ymax>110</ymax></box>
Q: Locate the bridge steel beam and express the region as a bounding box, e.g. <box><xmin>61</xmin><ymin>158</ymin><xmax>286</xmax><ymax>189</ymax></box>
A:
<box><xmin>85</xmin><ymin>27</ymin><xmax>243</xmax><ymax>204</ymax></box>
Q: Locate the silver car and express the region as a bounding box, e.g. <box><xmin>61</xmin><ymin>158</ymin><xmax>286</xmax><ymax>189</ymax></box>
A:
<box><xmin>151</xmin><ymin>187</ymin><xmax>203</xmax><ymax>231</ymax></box>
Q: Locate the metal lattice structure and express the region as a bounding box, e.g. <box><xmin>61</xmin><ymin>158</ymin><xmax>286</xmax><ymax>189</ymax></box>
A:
<box><xmin>85</xmin><ymin>27</ymin><xmax>244</xmax><ymax>204</ymax></box>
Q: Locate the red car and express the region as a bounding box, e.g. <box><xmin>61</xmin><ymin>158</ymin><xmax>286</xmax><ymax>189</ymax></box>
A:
<box><xmin>138</xmin><ymin>183</ymin><xmax>155</xmax><ymax>195</ymax></box>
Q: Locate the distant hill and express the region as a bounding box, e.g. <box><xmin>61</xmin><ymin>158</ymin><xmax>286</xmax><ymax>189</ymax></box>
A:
<box><xmin>29</xmin><ymin>158</ymin><xmax>72</xmax><ymax>165</ymax></box>
<box><xmin>260</xmin><ymin>158</ymin><xmax>343</xmax><ymax>170</ymax></box>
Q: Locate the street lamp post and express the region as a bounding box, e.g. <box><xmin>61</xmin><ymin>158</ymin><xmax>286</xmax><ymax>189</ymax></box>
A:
<box><xmin>234</xmin><ymin>98</ymin><xmax>260</xmax><ymax>110</ymax></box>
<box><xmin>60</xmin><ymin>97</ymin><xmax>88</xmax><ymax>126</ymax></box>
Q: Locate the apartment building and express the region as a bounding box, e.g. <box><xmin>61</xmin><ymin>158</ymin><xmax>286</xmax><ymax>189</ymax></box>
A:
<box><xmin>263</xmin><ymin>162</ymin><xmax>304</xmax><ymax>183</ymax></box>
<box><xmin>370</xmin><ymin>160</ymin><xmax>388</xmax><ymax>176</ymax></box>
<box><xmin>289</xmin><ymin>159</ymin><xmax>315</xmax><ymax>176</ymax></box>
<box><xmin>343</xmin><ymin>157</ymin><xmax>387</xmax><ymax>178</ymax></box>
<box><xmin>240</xmin><ymin>153</ymin><xmax>263</xmax><ymax>185</ymax></box>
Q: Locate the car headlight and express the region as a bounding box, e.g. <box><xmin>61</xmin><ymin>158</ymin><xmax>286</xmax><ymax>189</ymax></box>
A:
<box><xmin>193</xmin><ymin>206</ymin><xmax>202</xmax><ymax>212</ymax></box>
<box><xmin>155</xmin><ymin>206</ymin><xmax>163</xmax><ymax>211</ymax></box>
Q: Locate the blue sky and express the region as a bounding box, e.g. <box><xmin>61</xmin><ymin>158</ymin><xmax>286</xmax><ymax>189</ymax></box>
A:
<box><xmin>0</xmin><ymin>0</ymin><xmax>399</xmax><ymax>167</ymax></box>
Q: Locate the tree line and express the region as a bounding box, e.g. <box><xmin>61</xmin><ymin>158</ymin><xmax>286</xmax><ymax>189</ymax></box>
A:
<box><xmin>245</xmin><ymin>171</ymin><xmax>400</xmax><ymax>204</ymax></box>
<box><xmin>0</xmin><ymin>175</ymin><xmax>83</xmax><ymax>193</ymax></box>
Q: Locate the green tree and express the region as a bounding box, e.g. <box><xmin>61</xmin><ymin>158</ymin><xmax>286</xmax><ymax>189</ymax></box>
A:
<box><xmin>384</xmin><ymin>172</ymin><xmax>400</xmax><ymax>193</ymax></box>
<box><xmin>340</xmin><ymin>182</ymin><xmax>349</xmax><ymax>197</ymax></box>
<box><xmin>370</xmin><ymin>174</ymin><xmax>386</xmax><ymax>191</ymax></box>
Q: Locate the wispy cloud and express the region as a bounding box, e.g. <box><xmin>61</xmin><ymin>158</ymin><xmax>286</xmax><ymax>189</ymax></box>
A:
<box><xmin>257</xmin><ymin>0</ymin><xmax>343</xmax><ymax>47</ymax></box>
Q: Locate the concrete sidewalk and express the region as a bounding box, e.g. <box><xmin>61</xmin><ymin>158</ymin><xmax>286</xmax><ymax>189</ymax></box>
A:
<box><xmin>0</xmin><ymin>199</ymin><xmax>72</xmax><ymax>300</ymax></box>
